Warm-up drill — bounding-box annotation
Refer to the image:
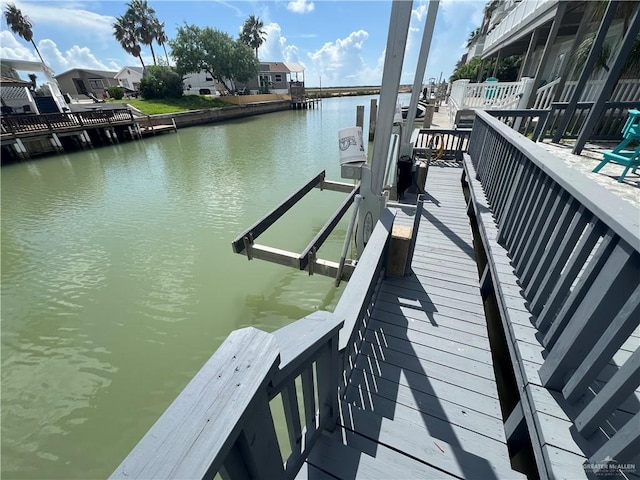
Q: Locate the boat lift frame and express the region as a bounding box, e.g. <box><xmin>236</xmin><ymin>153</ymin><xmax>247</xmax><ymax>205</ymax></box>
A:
<box><xmin>231</xmin><ymin>170</ymin><xmax>360</xmax><ymax>281</ymax></box>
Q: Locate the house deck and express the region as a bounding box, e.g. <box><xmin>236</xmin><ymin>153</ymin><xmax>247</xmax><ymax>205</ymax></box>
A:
<box><xmin>297</xmin><ymin>163</ymin><xmax>525</xmax><ymax>479</ymax></box>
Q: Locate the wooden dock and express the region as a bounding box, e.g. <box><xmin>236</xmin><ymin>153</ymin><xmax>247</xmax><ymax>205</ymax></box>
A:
<box><xmin>297</xmin><ymin>162</ymin><xmax>525</xmax><ymax>479</ymax></box>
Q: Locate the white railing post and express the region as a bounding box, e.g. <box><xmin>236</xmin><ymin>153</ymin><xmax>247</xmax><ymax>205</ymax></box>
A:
<box><xmin>518</xmin><ymin>77</ymin><xmax>536</xmax><ymax>110</ymax></box>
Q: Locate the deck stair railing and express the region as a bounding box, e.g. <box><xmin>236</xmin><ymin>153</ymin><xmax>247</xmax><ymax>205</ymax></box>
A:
<box><xmin>449</xmin><ymin>78</ymin><xmax>533</xmax><ymax>126</ymax></box>
<box><xmin>467</xmin><ymin>110</ymin><xmax>639</xmax><ymax>477</ymax></box>
<box><xmin>109</xmin><ymin>208</ymin><xmax>397</xmax><ymax>480</ymax></box>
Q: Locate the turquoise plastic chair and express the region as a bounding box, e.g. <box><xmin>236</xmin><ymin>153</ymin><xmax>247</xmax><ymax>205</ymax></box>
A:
<box><xmin>592</xmin><ymin>109</ymin><xmax>640</xmax><ymax>182</ymax></box>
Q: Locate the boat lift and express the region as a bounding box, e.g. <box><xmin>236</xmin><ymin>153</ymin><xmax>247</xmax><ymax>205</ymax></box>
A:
<box><xmin>231</xmin><ymin>0</ymin><xmax>439</xmax><ymax>285</ymax></box>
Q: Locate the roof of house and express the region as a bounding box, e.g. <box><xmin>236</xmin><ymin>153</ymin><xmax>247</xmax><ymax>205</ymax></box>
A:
<box><xmin>258</xmin><ymin>62</ymin><xmax>304</xmax><ymax>73</ymax></box>
<box><xmin>115</xmin><ymin>66</ymin><xmax>144</xmax><ymax>77</ymax></box>
<box><xmin>55</xmin><ymin>68</ymin><xmax>119</xmax><ymax>79</ymax></box>
<box><xmin>0</xmin><ymin>75</ymin><xmax>31</xmax><ymax>86</ymax></box>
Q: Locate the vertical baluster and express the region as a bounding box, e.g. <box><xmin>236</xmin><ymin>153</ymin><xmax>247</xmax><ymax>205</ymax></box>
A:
<box><xmin>563</xmin><ymin>286</ymin><xmax>640</xmax><ymax>403</ymax></box>
<box><xmin>301</xmin><ymin>365</ymin><xmax>317</xmax><ymax>443</ymax></box>
<box><xmin>281</xmin><ymin>380</ymin><xmax>303</xmax><ymax>454</ymax></box>
<box><xmin>525</xmin><ymin>205</ymin><xmax>589</xmax><ymax>305</ymax></box>
<box><xmin>539</xmin><ymin>242</ymin><xmax>638</xmax><ymax>389</ymax></box>
<box><xmin>496</xmin><ymin>155</ymin><xmax>527</xmax><ymax>236</ymax></box>
<box><xmin>501</xmin><ymin>163</ymin><xmax>539</xmax><ymax>249</ymax></box>
<box><xmin>316</xmin><ymin>335</ymin><xmax>339</xmax><ymax>432</ymax></box>
<box><xmin>540</xmin><ymin>230</ymin><xmax>615</xmax><ymax>345</ymax></box>
<box><xmin>588</xmin><ymin>411</ymin><xmax>640</xmax><ymax>467</ymax></box>
<box><xmin>510</xmin><ymin>174</ymin><xmax>550</xmax><ymax>262</ymax></box>
<box><xmin>494</xmin><ymin>144</ymin><xmax>519</xmax><ymax>224</ymax></box>
<box><xmin>517</xmin><ymin>187</ymin><xmax>569</xmax><ymax>282</ymax></box>
<box><xmin>534</xmin><ymin>218</ymin><xmax>603</xmax><ymax>327</ymax></box>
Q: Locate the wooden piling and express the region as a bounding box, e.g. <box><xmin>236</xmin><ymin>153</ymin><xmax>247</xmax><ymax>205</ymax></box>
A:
<box><xmin>356</xmin><ymin>105</ymin><xmax>364</xmax><ymax>130</ymax></box>
<box><xmin>369</xmin><ymin>99</ymin><xmax>377</xmax><ymax>141</ymax></box>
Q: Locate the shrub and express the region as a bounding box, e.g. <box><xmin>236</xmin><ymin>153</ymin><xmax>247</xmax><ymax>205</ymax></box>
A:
<box><xmin>139</xmin><ymin>66</ymin><xmax>184</xmax><ymax>99</ymax></box>
<box><xmin>108</xmin><ymin>86</ymin><xmax>125</xmax><ymax>100</ymax></box>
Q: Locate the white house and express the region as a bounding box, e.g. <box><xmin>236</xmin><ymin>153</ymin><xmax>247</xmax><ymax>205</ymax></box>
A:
<box><xmin>114</xmin><ymin>66</ymin><xmax>143</xmax><ymax>92</ymax></box>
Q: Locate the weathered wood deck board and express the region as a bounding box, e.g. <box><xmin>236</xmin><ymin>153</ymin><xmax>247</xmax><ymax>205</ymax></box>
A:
<box><xmin>304</xmin><ymin>164</ymin><xmax>525</xmax><ymax>479</ymax></box>
<box><xmin>337</xmin><ymin>401</ymin><xmax>520</xmax><ymax>479</ymax></box>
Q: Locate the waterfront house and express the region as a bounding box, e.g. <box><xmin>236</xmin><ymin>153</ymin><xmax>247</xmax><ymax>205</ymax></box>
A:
<box><xmin>114</xmin><ymin>66</ymin><xmax>143</xmax><ymax>93</ymax></box>
<box><xmin>55</xmin><ymin>68</ymin><xmax>120</xmax><ymax>99</ymax></box>
<box><xmin>461</xmin><ymin>0</ymin><xmax>639</xmax><ymax>106</ymax></box>
<box><xmin>235</xmin><ymin>62</ymin><xmax>305</xmax><ymax>95</ymax></box>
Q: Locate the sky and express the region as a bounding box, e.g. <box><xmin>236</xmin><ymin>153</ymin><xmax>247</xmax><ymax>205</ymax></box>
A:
<box><xmin>0</xmin><ymin>0</ymin><xmax>485</xmax><ymax>88</ymax></box>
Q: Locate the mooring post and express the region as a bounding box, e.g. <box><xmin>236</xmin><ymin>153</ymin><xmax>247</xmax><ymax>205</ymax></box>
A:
<box><xmin>369</xmin><ymin>99</ymin><xmax>377</xmax><ymax>142</ymax></box>
<box><xmin>356</xmin><ymin>105</ymin><xmax>364</xmax><ymax>130</ymax></box>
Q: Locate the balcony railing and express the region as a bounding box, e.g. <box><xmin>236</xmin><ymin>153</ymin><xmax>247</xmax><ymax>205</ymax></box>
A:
<box><xmin>484</xmin><ymin>0</ymin><xmax>558</xmax><ymax>53</ymax></box>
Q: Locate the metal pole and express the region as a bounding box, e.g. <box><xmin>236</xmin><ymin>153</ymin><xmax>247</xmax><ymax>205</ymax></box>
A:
<box><xmin>404</xmin><ymin>0</ymin><xmax>440</xmax><ymax>144</ymax></box>
<box><xmin>370</xmin><ymin>0</ymin><xmax>414</xmax><ymax>194</ymax></box>
<box><xmin>335</xmin><ymin>195</ymin><xmax>362</xmax><ymax>286</ymax></box>
<box><xmin>355</xmin><ymin>0</ymin><xmax>413</xmax><ymax>256</ymax></box>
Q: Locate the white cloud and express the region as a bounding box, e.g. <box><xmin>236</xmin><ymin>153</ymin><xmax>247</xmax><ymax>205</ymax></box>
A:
<box><xmin>1</xmin><ymin>31</ymin><xmax>123</xmax><ymax>74</ymax></box>
<box><xmin>306</xmin><ymin>30</ymin><xmax>381</xmax><ymax>86</ymax></box>
<box><xmin>0</xmin><ymin>31</ymin><xmax>38</xmax><ymax>62</ymax></box>
<box><xmin>12</xmin><ymin>1</ymin><xmax>115</xmax><ymax>40</ymax></box>
<box><xmin>287</xmin><ymin>0</ymin><xmax>314</xmax><ymax>14</ymax></box>
<box><xmin>39</xmin><ymin>39</ymin><xmax>117</xmax><ymax>72</ymax></box>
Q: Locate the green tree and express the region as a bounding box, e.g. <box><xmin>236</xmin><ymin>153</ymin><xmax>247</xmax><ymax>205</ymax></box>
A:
<box><xmin>28</xmin><ymin>73</ymin><xmax>37</xmax><ymax>90</ymax></box>
<box><xmin>114</xmin><ymin>14</ymin><xmax>146</xmax><ymax>70</ymax></box>
<box><xmin>239</xmin><ymin>15</ymin><xmax>266</xmax><ymax>58</ymax></box>
<box><xmin>449</xmin><ymin>55</ymin><xmax>522</xmax><ymax>82</ymax></box>
<box><xmin>107</xmin><ymin>86</ymin><xmax>125</xmax><ymax>100</ymax></box>
<box><xmin>139</xmin><ymin>65</ymin><xmax>183</xmax><ymax>99</ymax></box>
<box><xmin>170</xmin><ymin>24</ymin><xmax>259</xmax><ymax>89</ymax></box>
<box><xmin>3</xmin><ymin>3</ymin><xmax>46</xmax><ymax>66</ymax></box>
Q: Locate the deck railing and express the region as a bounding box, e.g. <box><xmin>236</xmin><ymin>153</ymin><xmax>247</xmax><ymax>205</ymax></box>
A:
<box><xmin>533</xmin><ymin>79</ymin><xmax>640</xmax><ymax>110</ymax></box>
<box><xmin>469</xmin><ymin>110</ymin><xmax>639</xmax><ymax>472</ymax></box>
<box><xmin>109</xmin><ymin>208</ymin><xmax>396</xmax><ymax>480</ymax></box>
<box><xmin>486</xmin><ymin>109</ymin><xmax>550</xmax><ymax>142</ymax></box>
<box><xmin>412</xmin><ymin>128</ymin><xmax>471</xmax><ymax>160</ymax></box>
<box><xmin>1</xmin><ymin>109</ymin><xmax>134</xmax><ymax>135</ymax></box>
<box><xmin>541</xmin><ymin>101</ymin><xmax>636</xmax><ymax>141</ymax></box>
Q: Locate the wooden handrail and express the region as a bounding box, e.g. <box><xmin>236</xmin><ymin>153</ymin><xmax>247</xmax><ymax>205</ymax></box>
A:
<box><xmin>110</xmin><ymin>311</ymin><xmax>344</xmax><ymax>480</ymax></box>
<box><xmin>469</xmin><ymin>110</ymin><xmax>640</xmax><ymax>470</ymax></box>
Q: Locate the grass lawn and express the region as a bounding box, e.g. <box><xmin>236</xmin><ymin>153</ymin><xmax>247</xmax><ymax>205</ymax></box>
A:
<box><xmin>124</xmin><ymin>96</ymin><xmax>234</xmax><ymax>115</ymax></box>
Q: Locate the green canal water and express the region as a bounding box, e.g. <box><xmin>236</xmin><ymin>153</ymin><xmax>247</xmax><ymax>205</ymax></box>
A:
<box><xmin>1</xmin><ymin>94</ymin><xmax>404</xmax><ymax>479</ymax></box>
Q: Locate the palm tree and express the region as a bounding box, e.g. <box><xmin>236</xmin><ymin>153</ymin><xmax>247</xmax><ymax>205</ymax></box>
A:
<box><xmin>240</xmin><ymin>15</ymin><xmax>266</xmax><ymax>58</ymax></box>
<box><xmin>28</xmin><ymin>73</ymin><xmax>37</xmax><ymax>90</ymax></box>
<box><xmin>113</xmin><ymin>15</ymin><xmax>146</xmax><ymax>70</ymax></box>
<box><xmin>3</xmin><ymin>3</ymin><xmax>46</xmax><ymax>66</ymax></box>
<box><xmin>128</xmin><ymin>0</ymin><xmax>158</xmax><ymax>66</ymax></box>
<box><xmin>153</xmin><ymin>19</ymin><xmax>170</xmax><ymax>65</ymax></box>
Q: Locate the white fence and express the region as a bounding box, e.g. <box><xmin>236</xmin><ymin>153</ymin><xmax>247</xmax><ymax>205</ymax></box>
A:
<box><xmin>449</xmin><ymin>78</ymin><xmax>534</xmax><ymax>124</ymax></box>
<box><xmin>533</xmin><ymin>79</ymin><xmax>640</xmax><ymax>109</ymax></box>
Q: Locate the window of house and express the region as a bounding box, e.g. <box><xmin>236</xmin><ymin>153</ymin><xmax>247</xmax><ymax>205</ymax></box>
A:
<box><xmin>274</xmin><ymin>74</ymin><xmax>283</xmax><ymax>82</ymax></box>
<box><xmin>205</xmin><ymin>77</ymin><xmax>213</xmax><ymax>82</ymax></box>
<box><xmin>89</xmin><ymin>79</ymin><xmax>104</xmax><ymax>89</ymax></box>
<box><xmin>121</xmin><ymin>78</ymin><xmax>130</xmax><ymax>88</ymax></box>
